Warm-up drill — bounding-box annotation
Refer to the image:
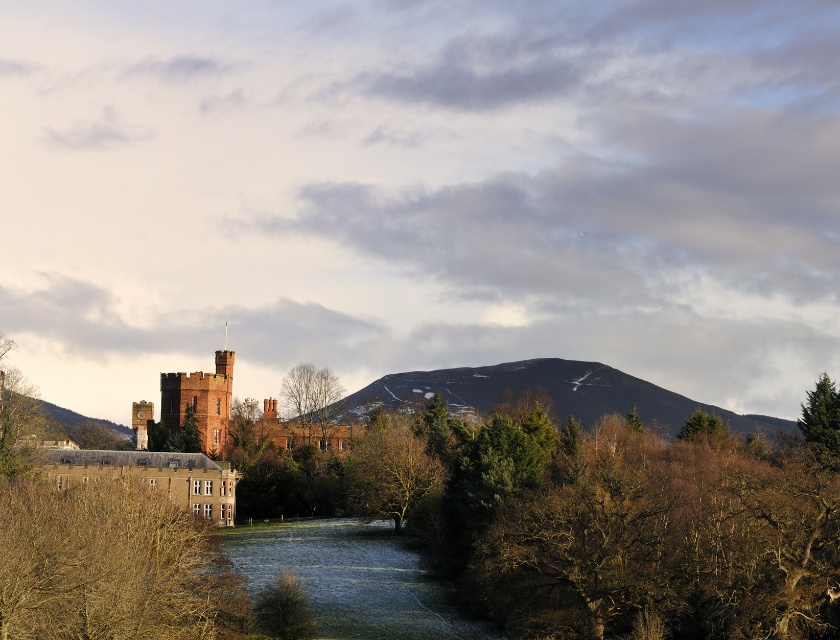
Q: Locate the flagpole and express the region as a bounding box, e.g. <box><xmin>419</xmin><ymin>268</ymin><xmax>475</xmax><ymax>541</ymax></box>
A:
<box><xmin>225</xmin><ymin>321</ymin><xmax>228</xmax><ymax>351</ymax></box>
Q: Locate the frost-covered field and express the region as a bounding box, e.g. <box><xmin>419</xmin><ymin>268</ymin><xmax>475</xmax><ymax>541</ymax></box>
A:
<box><xmin>222</xmin><ymin>518</ymin><xmax>505</xmax><ymax>640</ymax></box>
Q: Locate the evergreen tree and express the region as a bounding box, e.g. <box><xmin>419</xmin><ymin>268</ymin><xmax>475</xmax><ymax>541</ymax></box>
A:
<box><xmin>421</xmin><ymin>394</ymin><xmax>453</xmax><ymax>457</ymax></box>
<box><xmin>677</xmin><ymin>407</ymin><xmax>729</xmax><ymax>441</ymax></box>
<box><xmin>181</xmin><ymin>405</ymin><xmax>203</xmax><ymax>453</ymax></box>
<box><xmin>559</xmin><ymin>415</ymin><xmax>583</xmax><ymax>458</ymax></box>
<box><xmin>626</xmin><ymin>403</ymin><xmax>643</xmax><ymax>432</ymax></box>
<box><xmin>798</xmin><ymin>373</ymin><xmax>840</xmax><ymax>456</ymax></box>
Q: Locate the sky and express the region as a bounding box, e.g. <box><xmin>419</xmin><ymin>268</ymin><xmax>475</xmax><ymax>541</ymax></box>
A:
<box><xmin>2</xmin><ymin>0</ymin><xmax>840</xmax><ymax>425</ymax></box>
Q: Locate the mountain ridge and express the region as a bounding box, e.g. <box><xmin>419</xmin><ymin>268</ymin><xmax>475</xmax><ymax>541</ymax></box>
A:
<box><xmin>341</xmin><ymin>357</ymin><xmax>796</xmax><ymax>437</ymax></box>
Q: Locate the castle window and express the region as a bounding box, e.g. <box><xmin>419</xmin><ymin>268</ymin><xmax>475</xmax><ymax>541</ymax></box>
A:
<box><xmin>169</xmin><ymin>397</ymin><xmax>173</xmax><ymax>414</ymax></box>
<box><xmin>204</xmin><ymin>504</ymin><xmax>212</xmax><ymax>518</ymax></box>
<box><xmin>82</xmin><ymin>477</ymin><xmax>88</xmax><ymax>484</ymax></box>
<box><xmin>214</xmin><ymin>429</ymin><xmax>220</xmax><ymax>445</ymax></box>
<box><xmin>204</xmin><ymin>480</ymin><xmax>213</xmax><ymax>496</ymax></box>
<box><xmin>193</xmin><ymin>504</ymin><xmax>200</xmax><ymax>515</ymax></box>
<box><xmin>149</xmin><ymin>479</ymin><xmax>157</xmax><ymax>487</ymax></box>
<box><xmin>193</xmin><ymin>480</ymin><xmax>201</xmax><ymax>495</ymax></box>
<box><xmin>221</xmin><ymin>504</ymin><xmax>227</xmax><ymax>520</ymax></box>
<box><xmin>221</xmin><ymin>480</ymin><xmax>227</xmax><ymax>496</ymax></box>
<box><xmin>193</xmin><ymin>396</ymin><xmax>197</xmax><ymax>410</ymax></box>
<box><xmin>216</xmin><ymin>398</ymin><xmax>221</xmax><ymax>415</ymax></box>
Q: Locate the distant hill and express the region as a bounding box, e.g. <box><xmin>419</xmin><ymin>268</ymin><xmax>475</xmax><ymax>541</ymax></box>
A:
<box><xmin>341</xmin><ymin>358</ymin><xmax>797</xmax><ymax>438</ymax></box>
<box><xmin>40</xmin><ymin>399</ymin><xmax>132</xmax><ymax>437</ymax></box>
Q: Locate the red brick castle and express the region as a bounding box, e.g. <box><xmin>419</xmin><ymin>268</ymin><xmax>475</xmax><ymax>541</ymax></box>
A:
<box><xmin>157</xmin><ymin>350</ymin><xmax>235</xmax><ymax>455</ymax></box>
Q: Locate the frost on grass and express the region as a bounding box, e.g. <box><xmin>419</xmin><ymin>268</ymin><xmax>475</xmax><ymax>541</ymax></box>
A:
<box><xmin>224</xmin><ymin>518</ymin><xmax>503</xmax><ymax>640</ymax></box>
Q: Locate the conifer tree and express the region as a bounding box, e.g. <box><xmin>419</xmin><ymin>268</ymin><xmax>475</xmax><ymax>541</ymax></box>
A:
<box><xmin>181</xmin><ymin>405</ymin><xmax>203</xmax><ymax>453</ymax></box>
<box><xmin>626</xmin><ymin>403</ymin><xmax>643</xmax><ymax>432</ymax></box>
<box><xmin>798</xmin><ymin>373</ymin><xmax>840</xmax><ymax>457</ymax></box>
<box><xmin>677</xmin><ymin>407</ymin><xmax>729</xmax><ymax>441</ymax></box>
<box><xmin>421</xmin><ymin>393</ymin><xmax>453</xmax><ymax>457</ymax></box>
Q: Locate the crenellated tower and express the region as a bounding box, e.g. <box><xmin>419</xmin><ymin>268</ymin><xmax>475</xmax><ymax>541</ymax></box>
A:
<box><xmin>160</xmin><ymin>351</ymin><xmax>234</xmax><ymax>455</ymax></box>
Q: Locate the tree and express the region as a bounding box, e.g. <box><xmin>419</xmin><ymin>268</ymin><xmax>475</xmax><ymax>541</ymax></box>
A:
<box><xmin>312</xmin><ymin>367</ymin><xmax>345</xmax><ymax>449</ymax></box>
<box><xmin>0</xmin><ymin>477</ymin><xmax>249</xmax><ymax>639</ymax></box>
<box><xmin>0</xmin><ymin>366</ymin><xmax>53</xmax><ymax>476</ymax></box>
<box><xmin>250</xmin><ymin>570</ymin><xmax>316</xmax><ymax>640</ymax></box>
<box><xmin>420</xmin><ymin>394</ymin><xmax>455</xmax><ymax>458</ymax></box>
<box><xmin>677</xmin><ymin>407</ymin><xmax>730</xmax><ymax>442</ymax></box>
<box><xmin>162</xmin><ymin>405</ymin><xmax>202</xmax><ymax>453</ymax></box>
<box><xmin>347</xmin><ymin>410</ymin><xmax>445</xmax><ymax>533</ymax></box>
<box><xmin>464</xmin><ymin>421</ymin><xmax>671</xmax><ymax>640</ymax></box>
<box><xmin>626</xmin><ymin>403</ymin><xmax>643</xmax><ymax>432</ymax></box>
<box><xmin>797</xmin><ymin>372</ymin><xmax>840</xmax><ymax>457</ymax></box>
<box><xmin>281</xmin><ymin>363</ymin><xmax>318</xmax><ymax>444</ymax></box>
<box><xmin>66</xmin><ymin>421</ymin><xmax>131</xmax><ymax>450</ymax></box>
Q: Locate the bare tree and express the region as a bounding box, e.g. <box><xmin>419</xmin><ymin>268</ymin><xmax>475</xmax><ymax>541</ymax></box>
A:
<box><xmin>280</xmin><ymin>363</ymin><xmax>318</xmax><ymax>444</ymax></box>
<box><xmin>66</xmin><ymin>421</ymin><xmax>131</xmax><ymax>450</ymax></box>
<box><xmin>312</xmin><ymin>367</ymin><xmax>345</xmax><ymax>450</ymax></box>
<box><xmin>347</xmin><ymin>410</ymin><xmax>445</xmax><ymax>534</ymax></box>
<box><xmin>0</xmin><ymin>367</ymin><xmax>51</xmax><ymax>476</ymax></box>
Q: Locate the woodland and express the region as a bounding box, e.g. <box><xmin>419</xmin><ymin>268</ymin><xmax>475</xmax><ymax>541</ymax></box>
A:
<box><xmin>4</xmin><ymin>326</ymin><xmax>840</xmax><ymax>639</ymax></box>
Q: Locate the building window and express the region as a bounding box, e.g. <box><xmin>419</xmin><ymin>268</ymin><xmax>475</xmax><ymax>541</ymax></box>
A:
<box><xmin>82</xmin><ymin>477</ymin><xmax>88</xmax><ymax>483</ymax></box>
<box><xmin>204</xmin><ymin>504</ymin><xmax>212</xmax><ymax>518</ymax></box>
<box><xmin>149</xmin><ymin>479</ymin><xmax>157</xmax><ymax>487</ymax></box>
<box><xmin>193</xmin><ymin>396</ymin><xmax>197</xmax><ymax>410</ymax></box>
<box><xmin>214</xmin><ymin>429</ymin><xmax>220</xmax><ymax>445</ymax></box>
<box><xmin>204</xmin><ymin>480</ymin><xmax>213</xmax><ymax>495</ymax></box>
<box><xmin>193</xmin><ymin>480</ymin><xmax>201</xmax><ymax>495</ymax></box>
<box><xmin>221</xmin><ymin>480</ymin><xmax>227</xmax><ymax>497</ymax></box>
<box><xmin>169</xmin><ymin>397</ymin><xmax>174</xmax><ymax>414</ymax></box>
<box><xmin>193</xmin><ymin>503</ymin><xmax>200</xmax><ymax>514</ymax></box>
<box><xmin>221</xmin><ymin>504</ymin><xmax>227</xmax><ymax>520</ymax></box>
<box><xmin>216</xmin><ymin>398</ymin><xmax>221</xmax><ymax>415</ymax></box>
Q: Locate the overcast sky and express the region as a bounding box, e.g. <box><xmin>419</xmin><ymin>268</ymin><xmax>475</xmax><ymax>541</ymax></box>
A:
<box><xmin>2</xmin><ymin>0</ymin><xmax>839</xmax><ymax>424</ymax></box>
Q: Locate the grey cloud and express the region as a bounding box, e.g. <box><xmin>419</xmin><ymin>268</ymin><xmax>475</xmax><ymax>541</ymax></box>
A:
<box><xmin>249</xmin><ymin>108</ymin><xmax>840</xmax><ymax>309</ymax></box>
<box><xmin>199</xmin><ymin>89</ymin><xmax>248</xmax><ymax>115</ymax></box>
<box><xmin>2</xmin><ymin>275</ymin><xmax>830</xmax><ymax>419</ymax></box>
<box><xmin>343</xmin><ymin>0</ymin><xmax>840</xmax><ymax>112</ymax></box>
<box><xmin>0</xmin><ymin>276</ymin><xmax>387</xmax><ymax>371</ymax></box>
<box><xmin>361</xmin><ymin>54</ymin><xmax>585</xmax><ymax>110</ymax></box>
<box><xmin>363</xmin><ymin>125</ymin><xmax>431</xmax><ymax>147</ymax></box>
<box><xmin>126</xmin><ymin>55</ymin><xmax>228</xmax><ymax>83</ymax></box>
<box><xmin>0</xmin><ymin>59</ymin><xmax>37</xmax><ymax>77</ymax></box>
<box><xmin>45</xmin><ymin>106</ymin><xmax>153</xmax><ymax>151</ymax></box>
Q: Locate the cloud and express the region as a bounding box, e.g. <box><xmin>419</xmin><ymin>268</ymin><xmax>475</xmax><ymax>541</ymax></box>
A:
<box><xmin>0</xmin><ymin>59</ymin><xmax>38</xmax><ymax>77</ymax></box>
<box><xmin>0</xmin><ymin>275</ymin><xmax>388</xmax><ymax>370</ymax></box>
<box><xmin>199</xmin><ymin>89</ymin><xmax>248</xmax><ymax>115</ymax></box>
<box><xmin>125</xmin><ymin>55</ymin><xmax>229</xmax><ymax>83</ymax></box>
<box><xmin>247</xmin><ymin>106</ymin><xmax>840</xmax><ymax>312</ymax></box>
<box><xmin>45</xmin><ymin>106</ymin><xmax>153</xmax><ymax>151</ymax></box>
<box><xmin>1</xmin><ymin>274</ymin><xmax>831</xmax><ymax>419</ymax></box>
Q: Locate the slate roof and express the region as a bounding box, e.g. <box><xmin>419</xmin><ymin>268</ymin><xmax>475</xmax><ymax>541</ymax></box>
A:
<box><xmin>36</xmin><ymin>449</ymin><xmax>224</xmax><ymax>471</ymax></box>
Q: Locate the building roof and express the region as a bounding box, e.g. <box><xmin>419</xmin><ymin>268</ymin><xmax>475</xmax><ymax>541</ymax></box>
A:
<box><xmin>36</xmin><ymin>449</ymin><xmax>228</xmax><ymax>471</ymax></box>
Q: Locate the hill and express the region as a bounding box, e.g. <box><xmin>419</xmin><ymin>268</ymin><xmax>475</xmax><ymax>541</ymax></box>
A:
<box><xmin>40</xmin><ymin>399</ymin><xmax>132</xmax><ymax>437</ymax></box>
<box><xmin>342</xmin><ymin>358</ymin><xmax>796</xmax><ymax>438</ymax></box>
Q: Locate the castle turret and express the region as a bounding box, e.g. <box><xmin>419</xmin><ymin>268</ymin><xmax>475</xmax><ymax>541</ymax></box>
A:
<box><xmin>132</xmin><ymin>401</ymin><xmax>154</xmax><ymax>450</ymax></box>
<box><xmin>215</xmin><ymin>350</ymin><xmax>234</xmax><ymax>377</ymax></box>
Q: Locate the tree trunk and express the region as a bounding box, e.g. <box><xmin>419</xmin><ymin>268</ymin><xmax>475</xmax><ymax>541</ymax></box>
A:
<box><xmin>394</xmin><ymin>514</ymin><xmax>403</xmax><ymax>535</ymax></box>
<box><xmin>1</xmin><ymin>618</ymin><xmax>8</xmax><ymax>640</ymax></box>
<box><xmin>587</xmin><ymin>598</ymin><xmax>604</xmax><ymax>640</ymax></box>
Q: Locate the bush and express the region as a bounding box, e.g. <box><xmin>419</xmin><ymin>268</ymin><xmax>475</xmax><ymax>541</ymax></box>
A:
<box><xmin>250</xmin><ymin>570</ymin><xmax>317</xmax><ymax>640</ymax></box>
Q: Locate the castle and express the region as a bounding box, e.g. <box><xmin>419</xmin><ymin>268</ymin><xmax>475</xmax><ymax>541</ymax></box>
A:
<box><xmin>133</xmin><ymin>350</ymin><xmax>235</xmax><ymax>455</ymax></box>
<box><xmin>132</xmin><ymin>350</ymin><xmax>359</xmax><ymax>457</ymax></box>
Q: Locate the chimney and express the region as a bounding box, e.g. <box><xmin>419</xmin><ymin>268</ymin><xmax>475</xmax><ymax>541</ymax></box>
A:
<box><xmin>264</xmin><ymin>397</ymin><xmax>278</xmax><ymax>420</ymax></box>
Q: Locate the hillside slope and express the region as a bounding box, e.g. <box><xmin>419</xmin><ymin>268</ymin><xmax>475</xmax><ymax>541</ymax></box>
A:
<box><xmin>342</xmin><ymin>358</ymin><xmax>796</xmax><ymax>437</ymax></box>
<box><xmin>40</xmin><ymin>400</ymin><xmax>132</xmax><ymax>436</ymax></box>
